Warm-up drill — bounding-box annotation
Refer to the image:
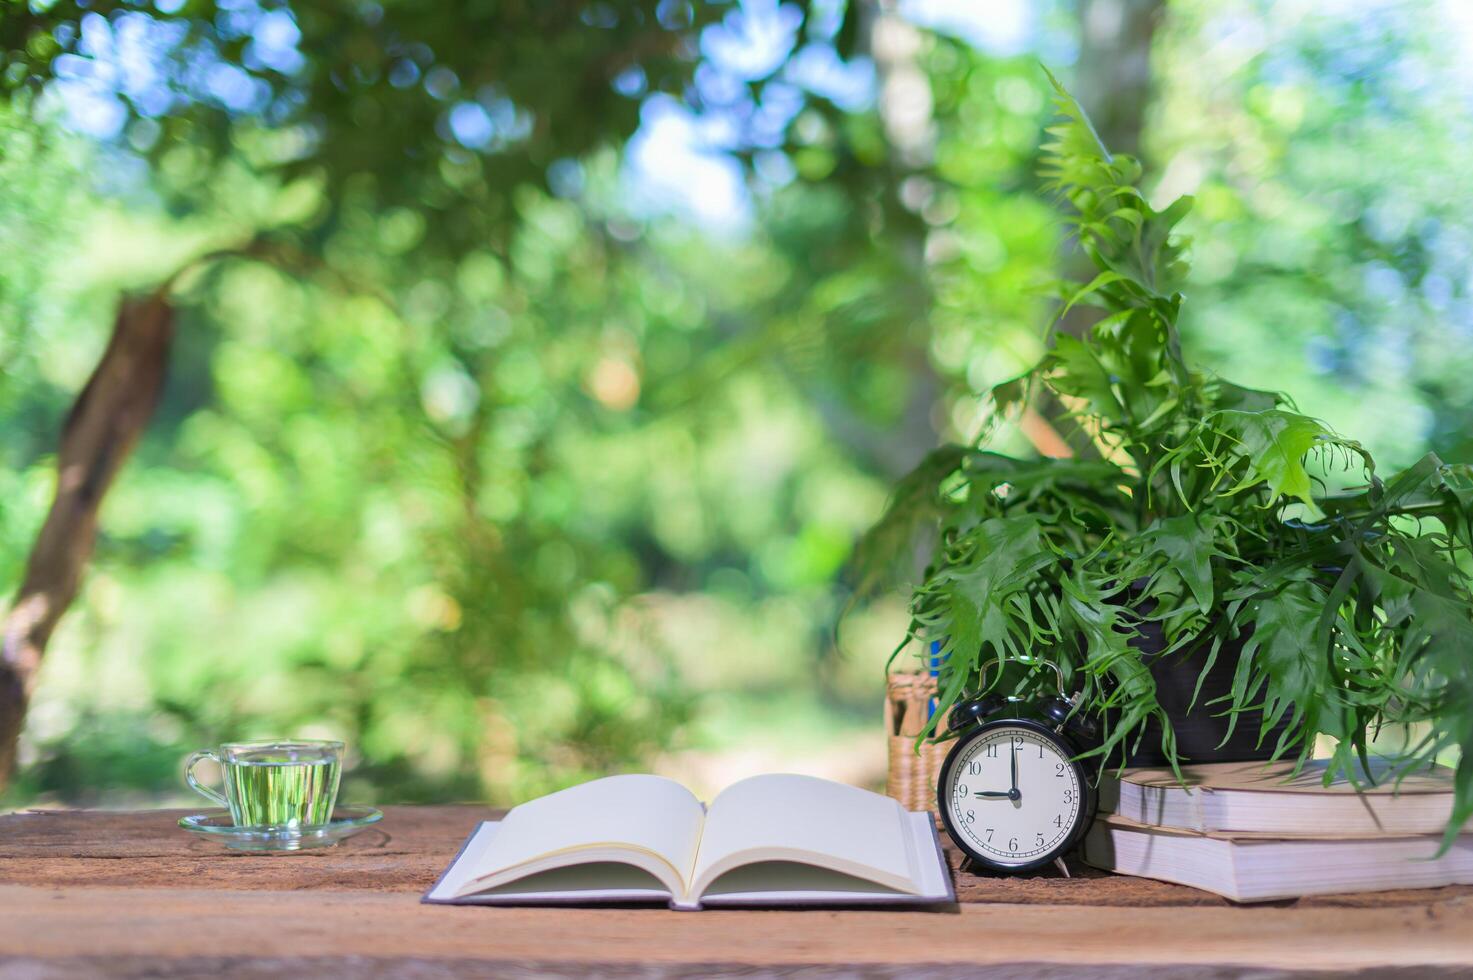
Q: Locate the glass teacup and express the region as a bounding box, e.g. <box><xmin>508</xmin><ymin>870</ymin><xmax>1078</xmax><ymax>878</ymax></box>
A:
<box><xmin>185</xmin><ymin>739</ymin><xmax>343</xmax><ymax>829</ymax></box>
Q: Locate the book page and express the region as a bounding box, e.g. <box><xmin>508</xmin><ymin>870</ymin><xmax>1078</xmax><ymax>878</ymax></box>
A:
<box><xmin>456</xmin><ymin>774</ymin><xmax>705</xmax><ymax>896</ymax></box>
<box><xmin>690</xmin><ymin>773</ymin><xmax>919</xmax><ymax>897</ymax></box>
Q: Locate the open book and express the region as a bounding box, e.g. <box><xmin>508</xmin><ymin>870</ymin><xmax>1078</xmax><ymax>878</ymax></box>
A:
<box><xmin>423</xmin><ymin>773</ymin><xmax>953</xmax><ymax>910</ymax></box>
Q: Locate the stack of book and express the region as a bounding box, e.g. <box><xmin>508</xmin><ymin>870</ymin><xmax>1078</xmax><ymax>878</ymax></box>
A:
<box><xmin>1082</xmin><ymin>759</ymin><xmax>1473</xmax><ymax>902</ymax></box>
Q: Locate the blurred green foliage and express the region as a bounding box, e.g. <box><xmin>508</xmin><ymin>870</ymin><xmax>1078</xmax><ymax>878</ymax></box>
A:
<box><xmin>1153</xmin><ymin>0</ymin><xmax>1473</xmax><ymax>467</ymax></box>
<box><xmin>0</xmin><ymin>0</ymin><xmax>1469</xmax><ymax>806</ymax></box>
<box><xmin>1</xmin><ymin>0</ymin><xmax>731</xmax><ymax>258</ymax></box>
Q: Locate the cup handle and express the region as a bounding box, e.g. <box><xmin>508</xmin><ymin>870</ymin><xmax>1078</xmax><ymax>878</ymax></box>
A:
<box><xmin>184</xmin><ymin>750</ymin><xmax>230</xmax><ymax>809</ymax></box>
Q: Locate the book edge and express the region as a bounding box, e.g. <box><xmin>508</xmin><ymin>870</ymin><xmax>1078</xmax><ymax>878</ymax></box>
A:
<box><xmin>1119</xmin><ymin>762</ymin><xmax>1460</xmax><ymax>797</ymax></box>
<box><xmin>421</xmin><ymin>820</ymin><xmax>492</xmax><ymax>905</ymax></box>
<box><xmin>924</xmin><ymin>811</ymin><xmax>958</xmax><ymax>904</ymax></box>
<box><xmin>1111</xmin><ymin>771</ymin><xmax>1463</xmax><ymax>836</ymax></box>
<box><xmin>1085</xmin><ymin>818</ymin><xmax>1473</xmax><ymax>902</ymax></box>
<box><xmin>1082</xmin><ymin>819</ymin><xmax>1249</xmax><ymax>902</ymax></box>
<box><xmin>1098</xmin><ymin>811</ymin><xmax>1471</xmax><ymax>843</ymax></box>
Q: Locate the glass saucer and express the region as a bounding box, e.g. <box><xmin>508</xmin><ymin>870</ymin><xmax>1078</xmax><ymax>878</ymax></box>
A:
<box><xmin>179</xmin><ymin>805</ymin><xmax>383</xmax><ymax>852</ymax></box>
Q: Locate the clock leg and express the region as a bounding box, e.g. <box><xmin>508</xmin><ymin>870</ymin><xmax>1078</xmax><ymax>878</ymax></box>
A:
<box><xmin>1052</xmin><ymin>856</ymin><xmax>1071</xmax><ymax>878</ymax></box>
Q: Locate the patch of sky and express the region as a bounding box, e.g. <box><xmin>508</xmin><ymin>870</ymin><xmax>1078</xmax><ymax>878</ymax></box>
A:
<box><xmin>802</xmin><ymin>0</ymin><xmax>847</xmax><ymax>41</ymax></box>
<box><xmin>700</xmin><ymin>0</ymin><xmax>804</xmax><ymax>80</ymax></box>
<box><xmin>1362</xmin><ymin>261</ymin><xmax>1406</xmax><ymax>306</ymax></box>
<box><xmin>747</xmin><ymin>81</ymin><xmax>806</xmax><ymax>148</ymax></box>
<box><xmin>613</xmin><ymin>65</ymin><xmax>648</xmax><ymax>98</ymax></box>
<box><xmin>1442</xmin><ymin>0</ymin><xmax>1473</xmax><ymax>91</ymax></box>
<box><xmin>626</xmin><ymin>94</ymin><xmax>751</xmax><ymax>231</ymax></box>
<box><xmin>897</xmin><ymin>0</ymin><xmax>1034</xmax><ymax>56</ymax></box>
<box><xmin>445</xmin><ymin>89</ymin><xmax>533</xmax><ymax>152</ymax></box>
<box><xmin>623</xmin><ymin>0</ymin><xmax>1044</xmax><ymax>231</ymax></box>
<box><xmin>448</xmin><ymin>102</ymin><xmax>496</xmax><ymax>150</ymax></box>
<box><xmin>42</xmin><ymin>0</ymin><xmax>1056</xmax><ymax>237</ymax></box>
<box><xmin>48</xmin><ymin>11</ymin><xmax>187</xmax><ymax>137</ymax></box>
<box><xmin>48</xmin><ymin>2</ymin><xmax>303</xmax><ymax>139</ymax></box>
<box><xmin>623</xmin><ymin>0</ymin><xmax>875</xmax><ymax>231</ymax></box>
<box><xmin>1421</xmin><ymin>273</ymin><xmax>1453</xmax><ymax>312</ymax></box>
<box><xmin>784</xmin><ymin>44</ymin><xmax>874</xmax><ymax>112</ymax></box>
<box><xmin>245</xmin><ymin>10</ymin><xmax>305</xmax><ymax>76</ymax></box>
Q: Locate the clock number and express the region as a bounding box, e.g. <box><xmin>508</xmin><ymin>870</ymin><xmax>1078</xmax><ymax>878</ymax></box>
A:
<box><xmin>1008</xmin><ymin>837</ymin><xmax>1019</xmax><ymax>852</ymax></box>
<box><xmin>1053</xmin><ymin>814</ymin><xmax>1063</xmax><ymax>827</ymax></box>
<box><xmin>1039</xmin><ymin>742</ymin><xmax>1045</xmax><ymax>759</ymax></box>
<box><xmin>985</xmin><ymin>829</ymin><xmax>994</xmax><ymax>843</ymax></box>
<box><xmin>1055</xmin><ymin>762</ymin><xmax>1066</xmax><ymax>777</ymax></box>
<box><xmin>984</xmin><ymin>743</ymin><xmax>998</xmax><ymax>759</ymax></box>
<box><xmin>955</xmin><ymin>783</ymin><xmax>968</xmax><ymax>799</ymax></box>
<box><xmin>1035</xmin><ymin>833</ymin><xmax>1045</xmax><ymax>847</ymax></box>
<box><xmin>1012</xmin><ymin>736</ymin><xmax>1023</xmax><ymax>748</ymax></box>
<box><xmin>1063</xmin><ymin>789</ymin><xmax>1074</xmax><ymax>804</ymax></box>
<box><xmin>966</xmin><ymin>761</ymin><xmax>983</xmax><ymax>776</ymax></box>
<box><xmin>964</xmin><ymin>809</ymin><xmax>976</xmax><ymax>825</ymax></box>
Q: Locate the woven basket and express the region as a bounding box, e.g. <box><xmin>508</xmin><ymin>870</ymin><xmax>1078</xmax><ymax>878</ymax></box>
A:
<box><xmin>884</xmin><ymin>673</ymin><xmax>950</xmax><ymax>813</ymax></box>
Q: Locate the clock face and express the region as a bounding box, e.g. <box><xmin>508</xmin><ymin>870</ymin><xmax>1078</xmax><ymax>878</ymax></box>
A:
<box><xmin>939</xmin><ymin>722</ymin><xmax>1085</xmax><ymax>870</ymax></box>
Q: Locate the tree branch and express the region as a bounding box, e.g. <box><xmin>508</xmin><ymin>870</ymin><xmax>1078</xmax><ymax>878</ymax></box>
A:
<box><xmin>0</xmin><ymin>291</ymin><xmax>174</xmax><ymax>788</ymax></box>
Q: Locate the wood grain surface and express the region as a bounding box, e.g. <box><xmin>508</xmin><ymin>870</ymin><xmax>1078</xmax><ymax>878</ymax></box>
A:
<box><xmin>1</xmin><ymin>805</ymin><xmax>1469</xmax><ymax>978</ymax></box>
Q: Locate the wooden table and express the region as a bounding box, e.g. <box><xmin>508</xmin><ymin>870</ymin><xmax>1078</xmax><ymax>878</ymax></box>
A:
<box><xmin>1</xmin><ymin>805</ymin><xmax>1470</xmax><ymax>977</ymax></box>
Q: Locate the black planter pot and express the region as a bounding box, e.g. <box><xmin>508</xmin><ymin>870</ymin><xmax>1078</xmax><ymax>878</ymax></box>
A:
<box><xmin>1120</xmin><ymin>617</ymin><xmax>1298</xmax><ymax>768</ymax></box>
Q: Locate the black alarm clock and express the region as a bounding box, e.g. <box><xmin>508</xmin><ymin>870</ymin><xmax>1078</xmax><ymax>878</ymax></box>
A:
<box><xmin>936</xmin><ymin>679</ymin><xmax>1099</xmax><ymax>874</ymax></box>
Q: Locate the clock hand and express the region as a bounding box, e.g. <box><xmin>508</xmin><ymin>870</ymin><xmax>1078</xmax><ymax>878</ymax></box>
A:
<box><xmin>1009</xmin><ymin>740</ymin><xmax>1020</xmax><ymax>800</ymax></box>
<box><xmin>973</xmin><ymin>790</ymin><xmax>1012</xmax><ymax>798</ymax></box>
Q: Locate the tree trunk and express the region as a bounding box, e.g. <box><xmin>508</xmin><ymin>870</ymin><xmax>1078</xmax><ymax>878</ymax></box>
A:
<box><xmin>1038</xmin><ymin>0</ymin><xmax>1165</xmax><ymax>460</ymax></box>
<box><xmin>0</xmin><ymin>292</ymin><xmax>174</xmax><ymax>788</ymax></box>
<box><xmin>1075</xmin><ymin>0</ymin><xmax>1164</xmax><ymax>159</ymax></box>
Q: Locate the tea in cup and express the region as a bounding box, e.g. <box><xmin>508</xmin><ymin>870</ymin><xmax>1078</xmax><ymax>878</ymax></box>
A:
<box><xmin>185</xmin><ymin>739</ymin><xmax>343</xmax><ymax>829</ymax></box>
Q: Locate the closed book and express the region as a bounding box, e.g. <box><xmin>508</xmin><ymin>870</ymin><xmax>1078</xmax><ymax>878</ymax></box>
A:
<box><xmin>1103</xmin><ymin>759</ymin><xmax>1468</xmax><ymax>836</ymax></box>
<box><xmin>1083</xmin><ymin>814</ymin><xmax>1473</xmax><ymax>902</ymax></box>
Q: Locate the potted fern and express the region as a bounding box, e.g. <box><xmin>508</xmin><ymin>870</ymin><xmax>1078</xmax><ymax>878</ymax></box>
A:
<box><xmin>862</xmin><ymin>75</ymin><xmax>1473</xmax><ymax>840</ymax></box>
